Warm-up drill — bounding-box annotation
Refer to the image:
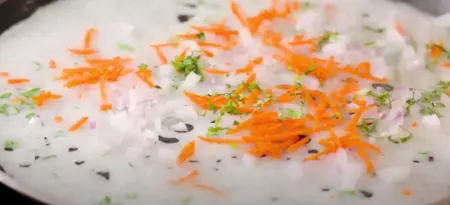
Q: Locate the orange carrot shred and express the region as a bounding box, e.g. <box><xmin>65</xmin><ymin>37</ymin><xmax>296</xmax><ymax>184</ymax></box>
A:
<box><xmin>54</xmin><ymin>116</ymin><xmax>64</xmax><ymax>123</ymax></box>
<box><xmin>171</xmin><ymin>170</ymin><xmax>199</xmax><ymax>185</ymax></box>
<box><xmin>68</xmin><ymin>116</ymin><xmax>89</xmax><ymax>132</ymax></box>
<box><xmin>402</xmin><ymin>189</ymin><xmax>412</xmax><ymax>197</ymax></box>
<box><xmin>0</xmin><ymin>72</ymin><xmax>9</xmax><ymax>77</ymax></box>
<box><xmin>177</xmin><ymin>140</ymin><xmax>195</xmax><ymax>165</ymax></box>
<box><xmin>194</xmin><ymin>184</ymin><xmax>224</xmax><ymax>196</ymax></box>
<box><xmin>100</xmin><ymin>103</ymin><xmax>113</xmax><ymax>111</ymax></box>
<box><xmin>49</xmin><ymin>59</ymin><xmax>57</xmax><ymax>69</ymax></box>
<box><xmin>83</xmin><ymin>28</ymin><xmax>98</xmax><ymax>49</ymax></box>
<box><xmin>8</xmin><ymin>78</ymin><xmax>30</xmax><ymax>84</ymax></box>
<box><xmin>411</xmin><ymin>121</ymin><xmax>417</xmax><ymax>128</ymax></box>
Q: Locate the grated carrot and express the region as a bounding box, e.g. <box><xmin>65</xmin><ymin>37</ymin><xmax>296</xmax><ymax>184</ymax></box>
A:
<box><xmin>402</xmin><ymin>189</ymin><xmax>412</xmax><ymax>197</ymax></box>
<box><xmin>204</xmin><ymin>68</ymin><xmax>229</xmax><ymax>75</ymax></box>
<box><xmin>8</xmin><ymin>78</ymin><xmax>30</xmax><ymax>84</ymax></box>
<box><xmin>54</xmin><ymin>116</ymin><xmax>64</xmax><ymax>123</ymax></box>
<box><xmin>177</xmin><ymin>140</ymin><xmax>196</xmax><ymax>165</ymax></box>
<box><xmin>49</xmin><ymin>59</ymin><xmax>57</xmax><ymax>69</ymax></box>
<box><xmin>171</xmin><ymin>170</ymin><xmax>199</xmax><ymax>185</ymax></box>
<box><xmin>100</xmin><ymin>103</ymin><xmax>112</xmax><ymax>111</ymax></box>
<box><xmin>411</xmin><ymin>121</ymin><xmax>417</xmax><ymax>128</ymax></box>
<box><xmin>68</xmin><ymin>116</ymin><xmax>89</xmax><ymax>132</ymax></box>
<box><xmin>0</xmin><ymin>72</ymin><xmax>9</xmax><ymax>77</ymax></box>
<box><xmin>194</xmin><ymin>184</ymin><xmax>224</xmax><ymax>196</ymax></box>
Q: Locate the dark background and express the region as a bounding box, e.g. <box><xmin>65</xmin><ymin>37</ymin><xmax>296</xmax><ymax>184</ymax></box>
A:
<box><xmin>0</xmin><ymin>183</ymin><xmax>46</xmax><ymax>205</ymax></box>
<box><xmin>0</xmin><ymin>1</ymin><xmax>52</xmax><ymax>204</ymax></box>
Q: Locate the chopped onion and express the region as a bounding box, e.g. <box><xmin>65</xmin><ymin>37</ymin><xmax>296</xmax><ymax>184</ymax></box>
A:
<box><xmin>421</xmin><ymin>114</ymin><xmax>441</xmax><ymax>128</ymax></box>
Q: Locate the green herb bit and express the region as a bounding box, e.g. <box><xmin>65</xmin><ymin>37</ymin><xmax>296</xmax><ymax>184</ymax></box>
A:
<box><xmin>233</xmin><ymin>120</ymin><xmax>240</xmax><ymax>126</ymax></box>
<box><xmin>287</xmin><ymin>108</ymin><xmax>302</xmax><ymax>119</ymax></box>
<box><xmin>208</xmin><ymin>102</ymin><xmax>218</xmax><ymax>112</ymax></box>
<box><xmin>207</xmin><ymin>126</ymin><xmax>224</xmax><ymax>137</ymax></box>
<box><xmin>304</xmin><ymin>63</ymin><xmax>316</xmax><ymax>75</ymax></box>
<box><xmin>367</xmin><ymin>91</ymin><xmax>392</xmax><ymax>108</ymax></box>
<box><xmin>21</xmin><ymin>88</ymin><xmax>41</xmax><ymax>98</ymax></box>
<box><xmin>98</xmin><ymin>195</ymin><xmax>112</xmax><ymax>205</ymax></box>
<box><xmin>172</xmin><ymin>55</ymin><xmax>204</xmax><ymax>81</ymax></box>
<box><xmin>0</xmin><ymin>92</ymin><xmax>12</xmax><ymax>99</ymax></box>
<box><xmin>247</xmin><ymin>82</ymin><xmax>261</xmax><ymax>92</ymax></box>
<box><xmin>117</xmin><ymin>43</ymin><xmax>134</xmax><ymax>52</ymax></box>
<box><xmin>357</xmin><ymin>118</ymin><xmax>378</xmax><ymax>136</ymax></box>
<box><xmin>419</xmin><ymin>151</ymin><xmax>430</xmax><ymax>156</ymax></box>
<box><xmin>230</xmin><ymin>143</ymin><xmax>239</xmax><ymax>150</ymax></box>
<box><xmin>42</xmin><ymin>155</ymin><xmax>57</xmax><ymax>160</ymax></box>
<box><xmin>387</xmin><ymin>126</ymin><xmax>413</xmax><ymax>144</ymax></box>
<box><xmin>155</xmin><ymin>85</ymin><xmax>162</xmax><ymax>89</ymax></box>
<box><xmin>339</xmin><ymin>189</ymin><xmax>357</xmax><ymax>196</ymax></box>
<box><xmin>362</xmin><ymin>25</ymin><xmax>385</xmax><ymax>33</ymax></box>
<box><xmin>318</xmin><ymin>31</ymin><xmax>339</xmax><ymax>50</ymax></box>
<box><xmin>197</xmin><ymin>32</ymin><xmax>206</xmax><ymax>41</ymax></box>
<box><xmin>220</xmin><ymin>101</ymin><xmax>239</xmax><ymax>115</ymax></box>
<box><xmin>0</xmin><ymin>103</ymin><xmax>9</xmax><ymax>114</ymax></box>
<box><xmin>25</xmin><ymin>113</ymin><xmax>36</xmax><ymax>119</ymax></box>
<box><xmin>364</xmin><ymin>41</ymin><xmax>375</xmax><ymax>46</ymax></box>
<box><xmin>3</xmin><ymin>139</ymin><xmax>18</xmax><ymax>150</ymax></box>
<box><xmin>138</xmin><ymin>64</ymin><xmax>148</xmax><ymax>69</ymax></box>
<box><xmin>181</xmin><ymin>196</ymin><xmax>193</xmax><ymax>205</ymax></box>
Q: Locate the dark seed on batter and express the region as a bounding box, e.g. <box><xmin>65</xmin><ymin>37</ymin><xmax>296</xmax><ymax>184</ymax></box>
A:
<box><xmin>75</xmin><ymin>161</ymin><xmax>85</xmax><ymax>165</ymax></box>
<box><xmin>216</xmin><ymin>159</ymin><xmax>222</xmax><ymax>163</ymax></box>
<box><xmin>322</xmin><ymin>188</ymin><xmax>330</xmax><ymax>192</ymax></box>
<box><xmin>185</xmin><ymin>124</ymin><xmax>194</xmax><ymax>132</ymax></box>
<box><xmin>4</xmin><ymin>147</ymin><xmax>13</xmax><ymax>152</ymax></box>
<box><xmin>271</xmin><ymin>197</ymin><xmax>278</xmax><ymax>201</ymax></box>
<box><xmin>35</xmin><ymin>156</ymin><xmax>40</xmax><ymax>160</ymax></box>
<box><xmin>68</xmin><ymin>147</ymin><xmax>78</xmax><ymax>152</ymax></box>
<box><xmin>19</xmin><ymin>164</ymin><xmax>31</xmax><ymax>168</ymax></box>
<box><xmin>428</xmin><ymin>156</ymin><xmax>435</xmax><ymax>162</ymax></box>
<box><xmin>286</xmin><ymin>157</ymin><xmax>291</xmax><ymax>161</ymax></box>
<box><xmin>158</xmin><ymin>135</ymin><xmax>179</xmax><ymax>144</ymax></box>
<box><xmin>308</xmin><ymin>149</ymin><xmax>319</xmax><ymax>154</ymax></box>
<box><xmin>189</xmin><ymin>160</ymin><xmax>199</xmax><ymax>163</ymax></box>
<box><xmin>231</xmin><ymin>155</ymin><xmax>237</xmax><ymax>159</ymax></box>
<box><xmin>413</xmin><ymin>160</ymin><xmax>420</xmax><ymax>163</ymax></box>
<box><xmin>96</xmin><ymin>171</ymin><xmax>110</xmax><ymax>180</ymax></box>
<box><xmin>359</xmin><ymin>190</ymin><xmax>373</xmax><ymax>198</ymax></box>
<box><xmin>184</xmin><ymin>3</ymin><xmax>197</xmax><ymax>8</ymax></box>
<box><xmin>177</xmin><ymin>14</ymin><xmax>193</xmax><ymax>23</ymax></box>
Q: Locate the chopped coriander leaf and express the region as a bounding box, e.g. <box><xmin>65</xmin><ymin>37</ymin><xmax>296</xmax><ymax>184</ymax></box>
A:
<box><xmin>155</xmin><ymin>85</ymin><xmax>162</xmax><ymax>89</ymax></box>
<box><xmin>226</xmin><ymin>84</ymin><xmax>232</xmax><ymax>89</ymax></box>
<box><xmin>247</xmin><ymin>82</ymin><xmax>261</xmax><ymax>92</ymax></box>
<box><xmin>98</xmin><ymin>195</ymin><xmax>112</xmax><ymax>205</ymax></box>
<box><xmin>287</xmin><ymin>108</ymin><xmax>302</xmax><ymax>119</ymax></box>
<box><xmin>362</xmin><ymin>25</ymin><xmax>385</xmax><ymax>33</ymax></box>
<box><xmin>173</xmin><ymin>84</ymin><xmax>180</xmax><ymax>90</ymax></box>
<box><xmin>366</xmin><ymin>91</ymin><xmax>392</xmax><ymax>108</ymax></box>
<box><xmin>221</xmin><ymin>101</ymin><xmax>239</xmax><ymax>115</ymax></box>
<box><xmin>21</xmin><ymin>88</ymin><xmax>41</xmax><ymax>98</ymax></box>
<box><xmin>233</xmin><ymin>120</ymin><xmax>240</xmax><ymax>126</ymax></box>
<box><xmin>419</xmin><ymin>151</ymin><xmax>430</xmax><ymax>156</ymax></box>
<box><xmin>197</xmin><ymin>32</ymin><xmax>206</xmax><ymax>41</ymax></box>
<box><xmin>138</xmin><ymin>64</ymin><xmax>148</xmax><ymax>69</ymax></box>
<box><xmin>364</xmin><ymin>41</ymin><xmax>375</xmax><ymax>46</ymax></box>
<box><xmin>172</xmin><ymin>55</ymin><xmax>204</xmax><ymax>81</ymax></box>
<box><xmin>181</xmin><ymin>196</ymin><xmax>193</xmax><ymax>205</ymax></box>
<box><xmin>414</xmin><ymin>81</ymin><xmax>450</xmax><ymax>117</ymax></box>
<box><xmin>0</xmin><ymin>104</ymin><xmax>9</xmax><ymax>114</ymax></box>
<box><xmin>207</xmin><ymin>126</ymin><xmax>223</xmax><ymax>137</ymax></box>
<box><xmin>117</xmin><ymin>43</ymin><xmax>134</xmax><ymax>52</ymax></box>
<box><xmin>230</xmin><ymin>143</ymin><xmax>238</xmax><ymax>150</ymax></box>
<box><xmin>0</xmin><ymin>92</ymin><xmax>12</xmax><ymax>99</ymax></box>
<box><xmin>318</xmin><ymin>31</ymin><xmax>339</xmax><ymax>50</ymax></box>
<box><xmin>357</xmin><ymin>118</ymin><xmax>378</xmax><ymax>136</ymax></box>
<box><xmin>339</xmin><ymin>190</ymin><xmax>357</xmax><ymax>196</ymax></box>
<box><xmin>208</xmin><ymin>102</ymin><xmax>218</xmax><ymax>112</ymax></box>
<box><xmin>25</xmin><ymin>113</ymin><xmax>35</xmax><ymax>119</ymax></box>
<box><xmin>388</xmin><ymin>127</ymin><xmax>413</xmax><ymax>144</ymax></box>
<box><xmin>3</xmin><ymin>140</ymin><xmax>18</xmax><ymax>150</ymax></box>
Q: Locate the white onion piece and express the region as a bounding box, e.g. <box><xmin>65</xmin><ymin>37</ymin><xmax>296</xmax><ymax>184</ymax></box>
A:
<box><xmin>421</xmin><ymin>114</ymin><xmax>441</xmax><ymax>128</ymax></box>
<box><xmin>180</xmin><ymin>72</ymin><xmax>201</xmax><ymax>90</ymax></box>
